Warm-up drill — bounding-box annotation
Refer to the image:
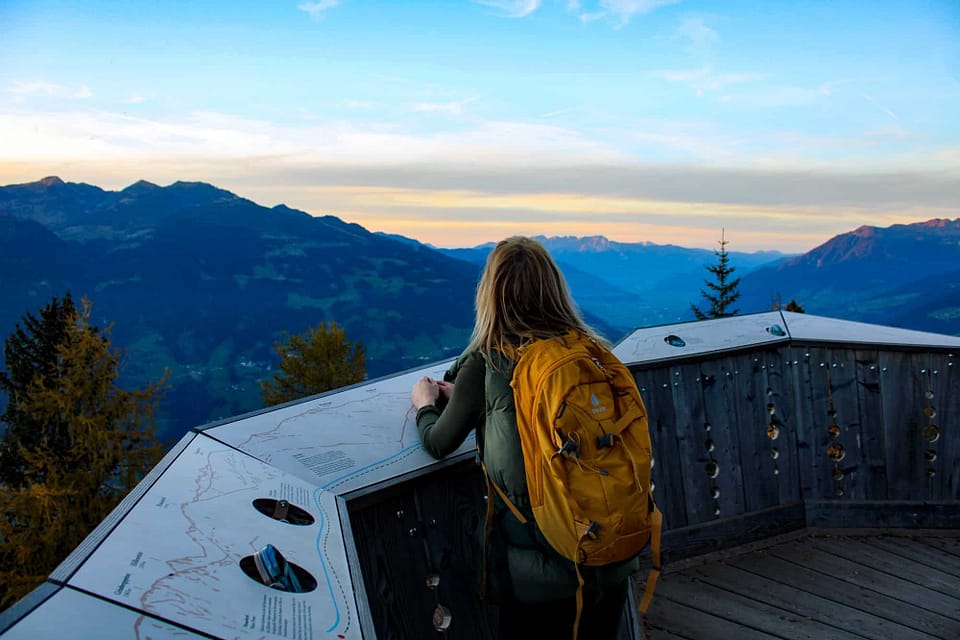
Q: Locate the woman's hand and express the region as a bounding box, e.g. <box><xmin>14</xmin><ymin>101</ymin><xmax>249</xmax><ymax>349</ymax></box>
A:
<box><xmin>436</xmin><ymin>380</ymin><xmax>454</xmax><ymax>402</ymax></box>
<box><xmin>411</xmin><ymin>376</ymin><xmax>441</xmax><ymax>410</ymax></box>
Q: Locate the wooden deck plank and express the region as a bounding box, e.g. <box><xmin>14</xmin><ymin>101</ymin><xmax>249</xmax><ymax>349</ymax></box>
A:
<box><xmin>643</xmin><ymin>624</ymin><xmax>695</xmax><ymax>640</ymax></box>
<box><xmin>767</xmin><ymin>540</ymin><xmax>960</xmax><ymax>621</ymax></box>
<box><xmin>644</xmin><ymin>590</ymin><xmax>782</xmax><ymax>640</ymax></box>
<box><xmin>685</xmin><ymin>561</ymin><xmax>941</xmax><ymax>640</ymax></box>
<box><xmin>919</xmin><ymin>536</ymin><xmax>960</xmax><ymax>559</ymax></box>
<box><xmin>862</xmin><ymin>536</ymin><xmax>960</xmax><ymax>578</ymax></box>
<box><xmin>810</xmin><ymin>537</ymin><xmax>960</xmax><ymax>597</ymax></box>
<box><xmin>729</xmin><ymin>550</ymin><xmax>960</xmax><ymax>640</ymax></box>
<box><xmin>655</xmin><ymin>572</ymin><xmax>870</xmax><ymax>640</ymax></box>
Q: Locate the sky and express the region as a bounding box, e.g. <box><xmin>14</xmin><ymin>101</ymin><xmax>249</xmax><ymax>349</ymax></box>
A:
<box><xmin>0</xmin><ymin>0</ymin><xmax>958</xmax><ymax>252</ymax></box>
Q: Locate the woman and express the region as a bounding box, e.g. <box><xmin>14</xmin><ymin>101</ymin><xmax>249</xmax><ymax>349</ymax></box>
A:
<box><xmin>411</xmin><ymin>236</ymin><xmax>638</xmax><ymax>640</ymax></box>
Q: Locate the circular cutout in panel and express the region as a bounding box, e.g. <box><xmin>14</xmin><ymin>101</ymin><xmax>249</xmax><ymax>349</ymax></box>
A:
<box><xmin>828</xmin><ymin>423</ymin><xmax>841</xmax><ymax>437</ymax></box>
<box><xmin>923</xmin><ymin>406</ymin><xmax>937</xmax><ymax>418</ymax></box>
<box><xmin>705</xmin><ymin>439</ymin><xmax>715</xmax><ymax>452</ymax></box>
<box><xmin>833</xmin><ymin>468</ymin><xmax>844</xmax><ymax>480</ymax></box>
<box><xmin>253</xmin><ymin>499</ymin><xmax>315</xmax><ymax>526</ymax></box>
<box><xmin>433</xmin><ymin>604</ymin><xmax>453</xmax><ymax>631</ymax></box>
<box><xmin>927</xmin><ymin>468</ymin><xmax>937</xmax><ymax>477</ymax></box>
<box><xmin>835</xmin><ymin>487</ymin><xmax>844</xmax><ymax>496</ymax></box>
<box><xmin>924</xmin><ymin>449</ymin><xmax>937</xmax><ymax>462</ymax></box>
<box><xmin>770</xmin><ymin>448</ymin><xmax>779</xmax><ymax>460</ymax></box>
<box><xmin>710</xmin><ymin>486</ymin><xmax>720</xmax><ymax>499</ymax></box>
<box><xmin>240</xmin><ymin>545</ymin><xmax>317</xmax><ymax>593</ymax></box>
<box><xmin>767</xmin><ymin>423</ymin><xmax>780</xmax><ymax>440</ymax></box>
<box><xmin>925</xmin><ymin>390</ymin><xmax>934</xmax><ymax>400</ymax></box>
<box><xmin>705</xmin><ymin>460</ymin><xmax>720</xmax><ymax>478</ymax></box>
<box><xmin>828</xmin><ymin>409</ymin><xmax>837</xmax><ymax>419</ymax></box>
<box><xmin>664</xmin><ymin>334</ymin><xmax>686</xmax><ymax>347</ymax></box>
<box><xmin>767</xmin><ymin>403</ymin><xmax>776</xmax><ymax>415</ymax></box>
<box><xmin>922</xmin><ymin>424</ymin><xmax>940</xmax><ymax>443</ymax></box>
<box><xmin>827</xmin><ymin>443</ymin><xmax>846</xmax><ymax>462</ymax></box>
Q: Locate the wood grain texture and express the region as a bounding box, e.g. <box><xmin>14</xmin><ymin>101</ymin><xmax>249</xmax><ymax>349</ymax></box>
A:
<box><xmin>634</xmin><ymin>367</ymin><xmax>687</xmax><ymax>530</ymax></box>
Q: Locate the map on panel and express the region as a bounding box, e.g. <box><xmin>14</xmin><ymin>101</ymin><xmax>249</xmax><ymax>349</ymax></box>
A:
<box><xmin>208</xmin><ymin>360</ymin><xmax>477</xmax><ymax>495</ymax></box>
<box><xmin>67</xmin><ymin>435</ymin><xmax>361</xmax><ymax>639</ymax></box>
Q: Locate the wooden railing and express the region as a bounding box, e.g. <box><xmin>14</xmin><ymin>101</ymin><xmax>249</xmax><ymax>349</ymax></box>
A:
<box><xmin>346</xmin><ymin>343</ymin><xmax>957</xmax><ymax>638</ymax></box>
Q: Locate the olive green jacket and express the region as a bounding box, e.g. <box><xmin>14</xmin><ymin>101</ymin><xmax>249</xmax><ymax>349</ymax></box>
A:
<box><xmin>416</xmin><ymin>350</ymin><xmax>639</xmax><ymax>603</ymax></box>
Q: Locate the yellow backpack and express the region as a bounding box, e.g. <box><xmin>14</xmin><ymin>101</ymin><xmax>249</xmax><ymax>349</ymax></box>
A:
<box><xmin>484</xmin><ymin>330</ymin><xmax>662</xmax><ymax>635</ymax></box>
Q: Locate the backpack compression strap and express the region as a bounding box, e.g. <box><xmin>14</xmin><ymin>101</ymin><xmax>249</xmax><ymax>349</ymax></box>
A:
<box><xmin>638</xmin><ymin>505</ymin><xmax>663</xmax><ymax>615</ymax></box>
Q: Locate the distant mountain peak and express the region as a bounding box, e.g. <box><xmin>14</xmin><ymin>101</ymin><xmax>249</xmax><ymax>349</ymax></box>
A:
<box><xmin>125</xmin><ymin>179</ymin><xmax>160</xmax><ymax>190</ymax></box>
<box><xmin>918</xmin><ymin>217</ymin><xmax>959</xmax><ymax>228</ymax></box>
<box><xmin>533</xmin><ymin>234</ymin><xmax>616</xmax><ymax>252</ymax></box>
<box><xmin>40</xmin><ymin>176</ymin><xmax>64</xmax><ymax>187</ymax></box>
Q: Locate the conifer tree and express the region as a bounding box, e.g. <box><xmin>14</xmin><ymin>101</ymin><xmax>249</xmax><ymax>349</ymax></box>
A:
<box><xmin>260</xmin><ymin>321</ymin><xmax>366</xmax><ymax>406</ymax></box>
<box><xmin>784</xmin><ymin>299</ymin><xmax>805</xmax><ymax>313</ymax></box>
<box><xmin>0</xmin><ymin>298</ymin><xmax>166</xmax><ymax>609</ymax></box>
<box><xmin>0</xmin><ymin>294</ymin><xmax>78</xmax><ymax>487</ymax></box>
<box><xmin>691</xmin><ymin>229</ymin><xmax>742</xmax><ymax>320</ymax></box>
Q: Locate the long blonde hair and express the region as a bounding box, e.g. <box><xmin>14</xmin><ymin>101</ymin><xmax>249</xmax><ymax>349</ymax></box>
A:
<box><xmin>466</xmin><ymin>236</ymin><xmax>603</xmax><ymax>362</ymax></box>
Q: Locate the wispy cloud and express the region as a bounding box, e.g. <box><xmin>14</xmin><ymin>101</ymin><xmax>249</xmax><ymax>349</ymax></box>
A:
<box><xmin>472</xmin><ymin>0</ymin><xmax>541</xmax><ymax>18</ymax></box>
<box><xmin>652</xmin><ymin>66</ymin><xmax>762</xmax><ymax>96</ymax></box>
<box><xmin>674</xmin><ymin>16</ymin><xmax>717</xmax><ymax>50</ymax></box>
<box><xmin>861</xmin><ymin>92</ymin><xmax>899</xmax><ymax>122</ymax></box>
<box><xmin>342</xmin><ymin>99</ymin><xmax>377</xmax><ymax>110</ymax></box>
<box><xmin>7</xmin><ymin>81</ymin><xmax>93</xmax><ymax>99</ymax></box>
<box><xmin>297</xmin><ymin>0</ymin><xmax>340</xmax><ymax>20</ymax></box>
<box><xmin>121</xmin><ymin>93</ymin><xmax>147</xmax><ymax>105</ymax></box>
<box><xmin>568</xmin><ymin>0</ymin><xmax>679</xmax><ymax>28</ymax></box>
<box><xmin>411</xmin><ymin>97</ymin><xmax>479</xmax><ymax>116</ymax></box>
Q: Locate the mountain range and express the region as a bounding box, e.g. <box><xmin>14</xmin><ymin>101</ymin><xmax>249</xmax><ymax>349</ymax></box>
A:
<box><xmin>1</xmin><ymin>176</ymin><xmax>957</xmax><ymax>439</ymax></box>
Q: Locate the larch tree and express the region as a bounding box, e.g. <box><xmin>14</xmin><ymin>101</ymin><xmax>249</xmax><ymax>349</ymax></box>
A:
<box><xmin>260</xmin><ymin>321</ymin><xmax>366</xmax><ymax>406</ymax></box>
<box><xmin>0</xmin><ymin>297</ymin><xmax>166</xmax><ymax>609</ymax></box>
<box><xmin>691</xmin><ymin>229</ymin><xmax>742</xmax><ymax>320</ymax></box>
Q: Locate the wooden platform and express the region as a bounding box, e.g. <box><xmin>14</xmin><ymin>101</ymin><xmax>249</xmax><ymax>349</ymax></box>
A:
<box><xmin>643</xmin><ymin>532</ymin><xmax>960</xmax><ymax>640</ymax></box>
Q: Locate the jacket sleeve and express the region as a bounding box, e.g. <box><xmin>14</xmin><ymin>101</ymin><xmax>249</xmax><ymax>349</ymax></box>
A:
<box><xmin>416</xmin><ymin>352</ymin><xmax>485</xmax><ymax>459</ymax></box>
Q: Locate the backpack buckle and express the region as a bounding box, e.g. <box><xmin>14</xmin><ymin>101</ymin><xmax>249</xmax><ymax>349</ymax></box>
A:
<box><xmin>584</xmin><ymin>521</ymin><xmax>600</xmax><ymax>541</ymax></box>
<box><xmin>596</xmin><ymin>433</ymin><xmax>614</xmax><ymax>449</ymax></box>
<box><xmin>558</xmin><ymin>438</ymin><xmax>580</xmax><ymax>458</ymax></box>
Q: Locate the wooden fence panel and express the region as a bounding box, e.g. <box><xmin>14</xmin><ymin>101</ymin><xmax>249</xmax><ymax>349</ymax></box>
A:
<box><xmin>350</xmin><ymin>464</ymin><xmax>496</xmax><ymax>640</ymax></box>
<box><xmin>768</xmin><ymin>350</ymin><xmax>801</xmax><ymax>505</ymax></box>
<box><xmin>825</xmin><ymin>348</ymin><xmax>863</xmax><ymax>500</ymax></box>
<box><xmin>733</xmin><ymin>351</ymin><xmax>781</xmax><ymax>513</ymax></box>
<box><xmin>670</xmin><ymin>362</ymin><xmax>715</xmax><ymax>525</ymax></box>
<box><xmin>924</xmin><ymin>352</ymin><xmax>957</xmax><ymax>500</ymax></box>
<box><xmin>879</xmin><ymin>352</ymin><xmax>925</xmax><ymax>501</ymax></box>
<box><xmin>855</xmin><ymin>350</ymin><xmax>888</xmax><ymax>500</ymax></box>
<box><xmin>790</xmin><ymin>345</ymin><xmax>819</xmax><ymax>500</ymax></box>
<box><xmin>635</xmin><ymin>367</ymin><xmax>688</xmax><ymax>530</ymax></box>
<box><xmin>801</xmin><ymin>347</ymin><xmax>836</xmax><ymax>500</ymax></box>
<box><xmin>699</xmin><ymin>356</ymin><xmax>747</xmax><ymax>519</ymax></box>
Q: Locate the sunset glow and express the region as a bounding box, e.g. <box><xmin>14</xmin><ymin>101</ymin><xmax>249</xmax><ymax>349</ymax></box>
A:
<box><xmin>1</xmin><ymin>0</ymin><xmax>957</xmax><ymax>251</ymax></box>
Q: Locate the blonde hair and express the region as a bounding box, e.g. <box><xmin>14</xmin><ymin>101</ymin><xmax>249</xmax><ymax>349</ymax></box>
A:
<box><xmin>466</xmin><ymin>236</ymin><xmax>603</xmax><ymax>362</ymax></box>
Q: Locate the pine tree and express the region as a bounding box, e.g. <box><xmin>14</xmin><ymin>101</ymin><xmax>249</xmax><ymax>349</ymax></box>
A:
<box><xmin>691</xmin><ymin>229</ymin><xmax>742</xmax><ymax>320</ymax></box>
<box><xmin>260</xmin><ymin>321</ymin><xmax>366</xmax><ymax>406</ymax></box>
<box><xmin>0</xmin><ymin>298</ymin><xmax>166</xmax><ymax>609</ymax></box>
<box><xmin>784</xmin><ymin>299</ymin><xmax>805</xmax><ymax>313</ymax></box>
<box><xmin>0</xmin><ymin>294</ymin><xmax>78</xmax><ymax>487</ymax></box>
